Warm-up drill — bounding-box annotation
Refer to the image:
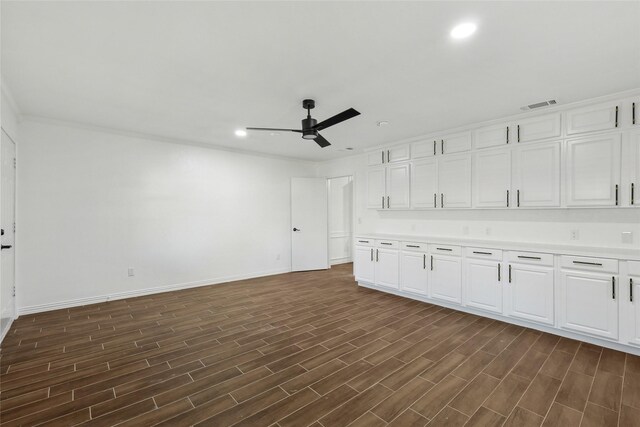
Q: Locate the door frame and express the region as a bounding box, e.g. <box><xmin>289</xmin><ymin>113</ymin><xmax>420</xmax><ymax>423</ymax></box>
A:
<box><xmin>327</xmin><ymin>175</ymin><xmax>354</xmax><ymax>266</ymax></box>
<box><xmin>0</xmin><ymin>127</ymin><xmax>17</xmax><ymax>345</ymax></box>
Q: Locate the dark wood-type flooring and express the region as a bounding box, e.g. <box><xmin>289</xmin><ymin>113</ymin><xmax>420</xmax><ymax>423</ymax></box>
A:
<box><xmin>1</xmin><ymin>263</ymin><xmax>639</xmax><ymax>426</ymax></box>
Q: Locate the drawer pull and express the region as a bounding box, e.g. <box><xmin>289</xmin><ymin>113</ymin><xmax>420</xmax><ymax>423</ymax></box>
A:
<box><xmin>498</xmin><ymin>263</ymin><xmax>501</xmax><ymax>281</ymax></box>
<box><xmin>518</xmin><ymin>255</ymin><xmax>541</xmax><ymax>260</ymax></box>
<box><xmin>406</xmin><ymin>245</ymin><xmax>421</xmax><ymax>248</ymax></box>
<box><xmin>631</xmin><ymin>278</ymin><xmax>634</xmax><ymax>302</ymax></box>
<box><xmin>387</xmin><ymin>196</ymin><xmax>390</xmax><ymax>209</ymax></box>
<box><xmin>632</xmin><ymin>183</ymin><xmax>635</xmax><ymax>205</ymax></box>
<box><xmin>440</xmin><ymin>193</ymin><xmax>444</xmax><ymax>208</ymax></box>
<box><xmin>508</xmin><ymin>264</ymin><xmax>512</xmax><ymax>283</ymax></box>
<box><xmin>430</xmin><ymin>255</ymin><xmax>434</xmax><ymax>271</ymax></box>
<box><xmin>358</xmin><ymin>240</ymin><xmax>369</xmax><ymax>243</ymax></box>
<box><xmin>441</xmin><ymin>140</ymin><xmax>444</xmax><ymax>155</ymax></box>
<box><xmin>380</xmin><ymin>242</ymin><xmax>393</xmax><ymax>246</ymax></box>
<box><xmin>433</xmin><ymin>193</ymin><xmax>437</xmax><ymax>208</ymax></box>
<box><xmin>572</xmin><ymin>260</ymin><xmax>603</xmax><ymax>267</ymax></box>
<box><xmin>473</xmin><ymin>251</ymin><xmax>492</xmax><ymax>255</ymax></box>
<box><xmin>615</xmin><ymin>184</ymin><xmax>619</xmax><ymax>206</ymax></box>
<box><xmin>612</xmin><ymin>276</ymin><xmax>616</xmax><ymax>299</ymax></box>
<box><xmin>376</xmin><ymin>249</ymin><xmax>379</xmax><ymax>262</ymax></box>
<box><xmin>436</xmin><ymin>247</ymin><xmax>453</xmax><ymax>251</ymax></box>
<box><xmin>370</xmin><ymin>248</ymin><xmax>373</xmax><ymax>261</ymax></box>
<box><xmin>615</xmin><ymin>105</ymin><xmax>619</xmax><ymax>127</ymax></box>
<box><xmin>506</xmin><ymin>190</ymin><xmax>509</xmax><ymax>207</ymax></box>
<box><xmin>517</xmin><ymin>125</ymin><xmax>520</xmax><ymax>142</ymax></box>
<box><xmin>433</xmin><ymin>140</ymin><xmax>436</xmax><ymax>156</ymax></box>
<box><xmin>506</xmin><ymin>126</ymin><xmax>509</xmax><ymax>144</ymax></box>
<box><xmin>423</xmin><ymin>254</ymin><xmax>426</xmax><ymax>269</ymax></box>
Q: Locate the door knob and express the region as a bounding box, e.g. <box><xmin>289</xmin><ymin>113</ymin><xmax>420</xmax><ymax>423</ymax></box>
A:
<box><xmin>1</xmin><ymin>245</ymin><xmax>12</xmax><ymax>250</ymax></box>
<box><xmin>293</xmin><ymin>228</ymin><xmax>300</xmax><ymax>232</ymax></box>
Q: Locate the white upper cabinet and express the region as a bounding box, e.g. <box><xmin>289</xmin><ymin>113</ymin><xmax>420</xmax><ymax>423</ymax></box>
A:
<box><xmin>473</xmin><ymin>148</ymin><xmax>511</xmax><ymax>208</ymax></box>
<box><xmin>516</xmin><ymin>113</ymin><xmax>561</xmax><ymax>143</ymax></box>
<box><xmin>560</xmin><ymin>269</ymin><xmax>618</xmax><ymax>340</ymax></box>
<box><xmin>465</xmin><ymin>258</ymin><xmax>503</xmax><ymax>314</ymax></box>
<box><xmin>439</xmin><ymin>131</ymin><xmax>472</xmax><ymax>155</ymax></box>
<box><xmin>411</xmin><ymin>140</ymin><xmax>436</xmax><ymax>159</ymax></box>
<box><xmin>386</xmin><ymin>163</ymin><xmax>410</xmax><ymax>209</ymax></box>
<box><xmin>387</xmin><ymin>145</ymin><xmax>411</xmax><ymax>163</ymax></box>
<box><xmin>430</xmin><ymin>254</ymin><xmax>462</xmax><ymax>304</ymax></box>
<box><xmin>438</xmin><ymin>154</ymin><xmax>472</xmax><ymax>208</ymax></box>
<box><xmin>512</xmin><ymin>141</ymin><xmax>561</xmax><ymax>207</ymax></box>
<box><xmin>366</xmin><ymin>166</ymin><xmax>386</xmax><ymax>209</ymax></box>
<box><xmin>411</xmin><ymin>158</ymin><xmax>438</xmax><ymax>209</ymax></box>
<box><xmin>632</xmin><ymin>99</ymin><xmax>639</xmax><ymax>127</ymax></box>
<box><xmin>401</xmin><ymin>251</ymin><xmax>428</xmax><ymax>295</ymax></box>
<box><xmin>627</xmin><ymin>130</ymin><xmax>640</xmax><ymax>207</ymax></box>
<box><xmin>566</xmin><ymin>102</ymin><xmax>620</xmax><ymax>135</ymax></box>
<box><xmin>367</xmin><ymin>150</ymin><xmax>386</xmax><ymax>166</ymax></box>
<box><xmin>565</xmin><ymin>134</ymin><xmax>621</xmax><ymax>207</ymax></box>
<box><xmin>474</xmin><ymin>122</ymin><xmax>510</xmax><ymax>149</ymax></box>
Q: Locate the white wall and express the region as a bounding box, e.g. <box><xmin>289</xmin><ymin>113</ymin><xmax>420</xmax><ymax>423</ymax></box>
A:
<box><xmin>16</xmin><ymin>120</ymin><xmax>317</xmax><ymax>313</ymax></box>
<box><xmin>328</xmin><ymin>176</ymin><xmax>352</xmax><ymax>264</ymax></box>
<box><xmin>317</xmin><ymin>154</ymin><xmax>640</xmax><ymax>249</ymax></box>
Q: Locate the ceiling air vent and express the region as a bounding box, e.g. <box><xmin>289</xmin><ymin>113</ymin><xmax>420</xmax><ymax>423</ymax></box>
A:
<box><xmin>520</xmin><ymin>99</ymin><xmax>557</xmax><ymax>111</ymax></box>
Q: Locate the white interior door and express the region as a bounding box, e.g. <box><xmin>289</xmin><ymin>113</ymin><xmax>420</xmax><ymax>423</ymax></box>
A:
<box><xmin>1</xmin><ymin>130</ymin><xmax>16</xmax><ymax>340</ymax></box>
<box><xmin>291</xmin><ymin>177</ymin><xmax>328</xmax><ymax>272</ymax></box>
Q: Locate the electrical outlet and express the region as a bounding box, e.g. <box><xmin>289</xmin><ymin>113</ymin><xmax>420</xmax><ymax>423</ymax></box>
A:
<box><xmin>622</xmin><ymin>231</ymin><xmax>634</xmax><ymax>244</ymax></box>
<box><xmin>570</xmin><ymin>229</ymin><xmax>579</xmax><ymax>240</ymax></box>
<box><xmin>128</xmin><ymin>268</ymin><xmax>135</xmax><ymax>277</ymax></box>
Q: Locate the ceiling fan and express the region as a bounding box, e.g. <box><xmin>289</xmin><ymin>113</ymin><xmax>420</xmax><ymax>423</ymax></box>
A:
<box><xmin>246</xmin><ymin>99</ymin><xmax>360</xmax><ymax>148</ymax></box>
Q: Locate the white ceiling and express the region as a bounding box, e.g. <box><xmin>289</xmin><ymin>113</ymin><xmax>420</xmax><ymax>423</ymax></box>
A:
<box><xmin>2</xmin><ymin>1</ymin><xmax>640</xmax><ymax>161</ymax></box>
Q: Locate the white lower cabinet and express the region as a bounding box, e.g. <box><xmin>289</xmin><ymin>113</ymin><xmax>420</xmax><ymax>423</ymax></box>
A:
<box><xmin>430</xmin><ymin>253</ymin><xmax>462</xmax><ymax>304</ymax></box>
<box><xmin>400</xmin><ymin>250</ymin><xmax>428</xmax><ymax>295</ymax></box>
<box><xmin>560</xmin><ymin>269</ymin><xmax>619</xmax><ymax>340</ymax></box>
<box><xmin>506</xmin><ymin>263</ymin><xmax>555</xmax><ymax>326</ymax></box>
<box><xmin>627</xmin><ymin>274</ymin><xmax>640</xmax><ymax>346</ymax></box>
<box><xmin>374</xmin><ymin>247</ymin><xmax>400</xmax><ymax>289</ymax></box>
<box><xmin>465</xmin><ymin>258</ymin><xmax>503</xmax><ymax>314</ymax></box>
<box><xmin>354</xmin><ymin>245</ymin><xmax>375</xmax><ymax>283</ymax></box>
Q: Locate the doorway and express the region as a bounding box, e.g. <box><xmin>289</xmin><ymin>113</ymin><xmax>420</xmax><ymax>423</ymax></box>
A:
<box><xmin>328</xmin><ymin>176</ymin><xmax>353</xmax><ymax>265</ymax></box>
<box><xmin>1</xmin><ymin>129</ymin><xmax>16</xmax><ymax>342</ymax></box>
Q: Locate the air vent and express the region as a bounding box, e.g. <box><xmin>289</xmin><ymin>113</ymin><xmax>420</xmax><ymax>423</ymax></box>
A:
<box><xmin>520</xmin><ymin>99</ymin><xmax>557</xmax><ymax>111</ymax></box>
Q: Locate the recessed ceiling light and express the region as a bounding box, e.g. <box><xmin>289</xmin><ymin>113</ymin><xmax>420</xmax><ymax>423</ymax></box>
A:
<box><xmin>377</xmin><ymin>121</ymin><xmax>389</xmax><ymax>127</ymax></box>
<box><xmin>235</xmin><ymin>129</ymin><xmax>247</xmax><ymax>137</ymax></box>
<box><xmin>450</xmin><ymin>22</ymin><xmax>477</xmax><ymax>39</ymax></box>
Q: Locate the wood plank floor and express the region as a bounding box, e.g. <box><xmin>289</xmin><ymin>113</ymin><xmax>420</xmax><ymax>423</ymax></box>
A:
<box><xmin>1</xmin><ymin>263</ymin><xmax>639</xmax><ymax>426</ymax></box>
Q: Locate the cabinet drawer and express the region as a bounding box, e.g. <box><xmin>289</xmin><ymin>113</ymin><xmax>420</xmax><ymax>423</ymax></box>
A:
<box><xmin>402</xmin><ymin>242</ymin><xmax>428</xmax><ymax>252</ymax></box>
<box><xmin>507</xmin><ymin>251</ymin><xmax>554</xmax><ymax>266</ymax></box>
<box><xmin>561</xmin><ymin>256</ymin><xmax>618</xmax><ymax>273</ymax></box>
<box><xmin>355</xmin><ymin>238</ymin><xmax>374</xmax><ymax>247</ymax></box>
<box><xmin>376</xmin><ymin>240</ymin><xmax>399</xmax><ymax>249</ymax></box>
<box><xmin>629</xmin><ymin>261</ymin><xmax>640</xmax><ymax>276</ymax></box>
<box><xmin>465</xmin><ymin>247</ymin><xmax>503</xmax><ymax>261</ymax></box>
<box><xmin>429</xmin><ymin>244</ymin><xmax>462</xmax><ymax>256</ymax></box>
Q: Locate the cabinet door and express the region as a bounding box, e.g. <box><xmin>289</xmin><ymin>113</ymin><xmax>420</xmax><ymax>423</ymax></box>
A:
<box><xmin>465</xmin><ymin>259</ymin><xmax>502</xmax><ymax>314</ymax></box>
<box><xmin>387</xmin><ymin>145</ymin><xmax>411</xmax><ymax>163</ymax></box>
<box><xmin>438</xmin><ymin>154</ymin><xmax>472</xmax><ymax>208</ymax></box>
<box><xmin>367</xmin><ymin>150</ymin><xmax>385</xmax><ymax>166</ymax></box>
<box><xmin>560</xmin><ymin>270</ymin><xmax>618</xmax><ymax>340</ymax></box>
<box><xmin>430</xmin><ymin>254</ymin><xmax>462</xmax><ymax>304</ymax></box>
<box><xmin>516</xmin><ymin>113</ymin><xmax>561</xmax><ymax>143</ymax></box>
<box><xmin>387</xmin><ymin>163</ymin><xmax>410</xmax><ymax>209</ymax></box>
<box><xmin>411</xmin><ymin>140</ymin><xmax>436</xmax><ymax>159</ymax></box>
<box><xmin>401</xmin><ymin>251</ymin><xmax>428</xmax><ymax>295</ymax></box>
<box><xmin>366</xmin><ymin>166</ymin><xmax>386</xmax><ymax>209</ymax></box>
<box><xmin>628</xmin><ymin>130</ymin><xmax>640</xmax><ymax>207</ymax></box>
<box><xmin>474</xmin><ymin>123</ymin><xmax>510</xmax><ymax>149</ymax></box>
<box><xmin>565</xmin><ymin>134</ymin><xmax>621</xmax><ymax>207</ymax></box>
<box><xmin>473</xmin><ymin>148</ymin><xmax>511</xmax><ymax>208</ymax></box>
<box><xmin>512</xmin><ymin>141</ymin><xmax>561</xmax><ymax>207</ymax></box>
<box><xmin>566</xmin><ymin>102</ymin><xmax>620</xmax><ymax>135</ymax></box>
<box><xmin>411</xmin><ymin>158</ymin><xmax>438</xmax><ymax>209</ymax></box>
<box><xmin>441</xmin><ymin>131</ymin><xmax>472</xmax><ymax>155</ymax></box>
<box><xmin>507</xmin><ymin>264</ymin><xmax>555</xmax><ymax>326</ymax></box>
<box><xmin>629</xmin><ymin>277</ymin><xmax>640</xmax><ymax>346</ymax></box>
<box><xmin>375</xmin><ymin>248</ymin><xmax>399</xmax><ymax>289</ymax></box>
<box><xmin>354</xmin><ymin>246</ymin><xmax>375</xmax><ymax>283</ymax></box>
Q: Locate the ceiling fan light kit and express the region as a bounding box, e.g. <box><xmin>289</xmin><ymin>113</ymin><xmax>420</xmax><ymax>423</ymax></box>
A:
<box><xmin>246</xmin><ymin>99</ymin><xmax>360</xmax><ymax>148</ymax></box>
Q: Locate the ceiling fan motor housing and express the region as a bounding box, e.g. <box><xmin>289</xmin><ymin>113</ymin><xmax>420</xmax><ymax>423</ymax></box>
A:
<box><xmin>301</xmin><ymin>117</ymin><xmax>318</xmax><ymax>139</ymax></box>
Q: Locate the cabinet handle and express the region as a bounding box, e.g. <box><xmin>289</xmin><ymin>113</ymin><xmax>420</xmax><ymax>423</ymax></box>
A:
<box><xmin>387</xmin><ymin>196</ymin><xmax>390</xmax><ymax>208</ymax></box>
<box><xmin>634</xmin><ymin>102</ymin><xmax>637</xmax><ymax>125</ymax></box>
<box><xmin>430</xmin><ymin>255</ymin><xmax>434</xmax><ymax>270</ymax></box>
<box><xmin>441</xmin><ymin>140</ymin><xmax>444</xmax><ymax>155</ymax></box>
<box><xmin>358</xmin><ymin>240</ymin><xmax>369</xmax><ymax>243</ymax></box>
<box><xmin>615</xmin><ymin>106</ymin><xmax>619</xmax><ymax>128</ymax></box>
<box><xmin>473</xmin><ymin>251</ymin><xmax>492</xmax><ymax>255</ymax></box>
<box><xmin>380</xmin><ymin>242</ymin><xmax>393</xmax><ymax>246</ymax></box>
<box><xmin>517</xmin><ymin>189</ymin><xmax>520</xmax><ymax>207</ymax></box>
<box><xmin>406</xmin><ymin>244</ymin><xmax>420</xmax><ymax>248</ymax></box>
<box><xmin>508</xmin><ymin>264</ymin><xmax>512</xmax><ymax>283</ymax></box>
<box><xmin>370</xmin><ymin>248</ymin><xmax>373</xmax><ymax>261</ymax></box>
<box><xmin>632</xmin><ymin>183</ymin><xmax>635</xmax><ymax>205</ymax></box>
<box><xmin>616</xmin><ymin>184</ymin><xmax>619</xmax><ymax>206</ymax></box>
<box><xmin>517</xmin><ymin>125</ymin><xmax>520</xmax><ymax>143</ymax></box>
<box><xmin>433</xmin><ymin>140</ymin><xmax>436</xmax><ymax>156</ymax></box>
<box><xmin>376</xmin><ymin>249</ymin><xmax>379</xmax><ymax>262</ymax></box>
<box><xmin>436</xmin><ymin>247</ymin><xmax>453</xmax><ymax>251</ymax></box>
<box><xmin>612</xmin><ymin>276</ymin><xmax>616</xmax><ymax>299</ymax></box>
<box><xmin>423</xmin><ymin>254</ymin><xmax>426</xmax><ymax>269</ymax></box>
<box><xmin>387</xmin><ymin>150</ymin><xmax>390</xmax><ymax>163</ymax></box>
<box><xmin>506</xmin><ymin>190</ymin><xmax>509</xmax><ymax>207</ymax></box>
<box><xmin>631</xmin><ymin>278</ymin><xmax>634</xmax><ymax>302</ymax></box>
<box><xmin>518</xmin><ymin>255</ymin><xmax>541</xmax><ymax>260</ymax></box>
<box><xmin>434</xmin><ymin>193</ymin><xmax>437</xmax><ymax>208</ymax></box>
<box><xmin>382</xmin><ymin>151</ymin><xmax>384</xmax><ymax>164</ymax></box>
<box><xmin>441</xmin><ymin>193</ymin><xmax>444</xmax><ymax>208</ymax></box>
<box><xmin>381</xmin><ymin>196</ymin><xmax>384</xmax><ymax>209</ymax></box>
<box><xmin>506</xmin><ymin>126</ymin><xmax>509</xmax><ymax>144</ymax></box>
<box><xmin>572</xmin><ymin>260</ymin><xmax>603</xmax><ymax>266</ymax></box>
<box><xmin>498</xmin><ymin>263</ymin><xmax>501</xmax><ymax>281</ymax></box>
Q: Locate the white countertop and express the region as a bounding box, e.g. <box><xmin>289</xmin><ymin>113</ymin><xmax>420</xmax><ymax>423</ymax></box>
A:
<box><xmin>355</xmin><ymin>233</ymin><xmax>640</xmax><ymax>261</ymax></box>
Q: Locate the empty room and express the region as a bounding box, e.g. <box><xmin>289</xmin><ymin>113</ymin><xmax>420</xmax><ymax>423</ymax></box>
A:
<box><xmin>1</xmin><ymin>1</ymin><xmax>640</xmax><ymax>426</ymax></box>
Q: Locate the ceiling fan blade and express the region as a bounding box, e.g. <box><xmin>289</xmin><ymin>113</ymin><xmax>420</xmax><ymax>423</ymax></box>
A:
<box><xmin>246</xmin><ymin>127</ymin><xmax>302</xmax><ymax>133</ymax></box>
<box><xmin>314</xmin><ymin>133</ymin><xmax>331</xmax><ymax>148</ymax></box>
<box><xmin>313</xmin><ymin>108</ymin><xmax>360</xmax><ymax>131</ymax></box>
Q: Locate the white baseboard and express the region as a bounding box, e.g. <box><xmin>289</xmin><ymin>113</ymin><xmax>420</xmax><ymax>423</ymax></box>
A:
<box><xmin>330</xmin><ymin>257</ymin><xmax>353</xmax><ymax>266</ymax></box>
<box><xmin>17</xmin><ymin>267</ymin><xmax>291</xmax><ymax>316</ymax></box>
